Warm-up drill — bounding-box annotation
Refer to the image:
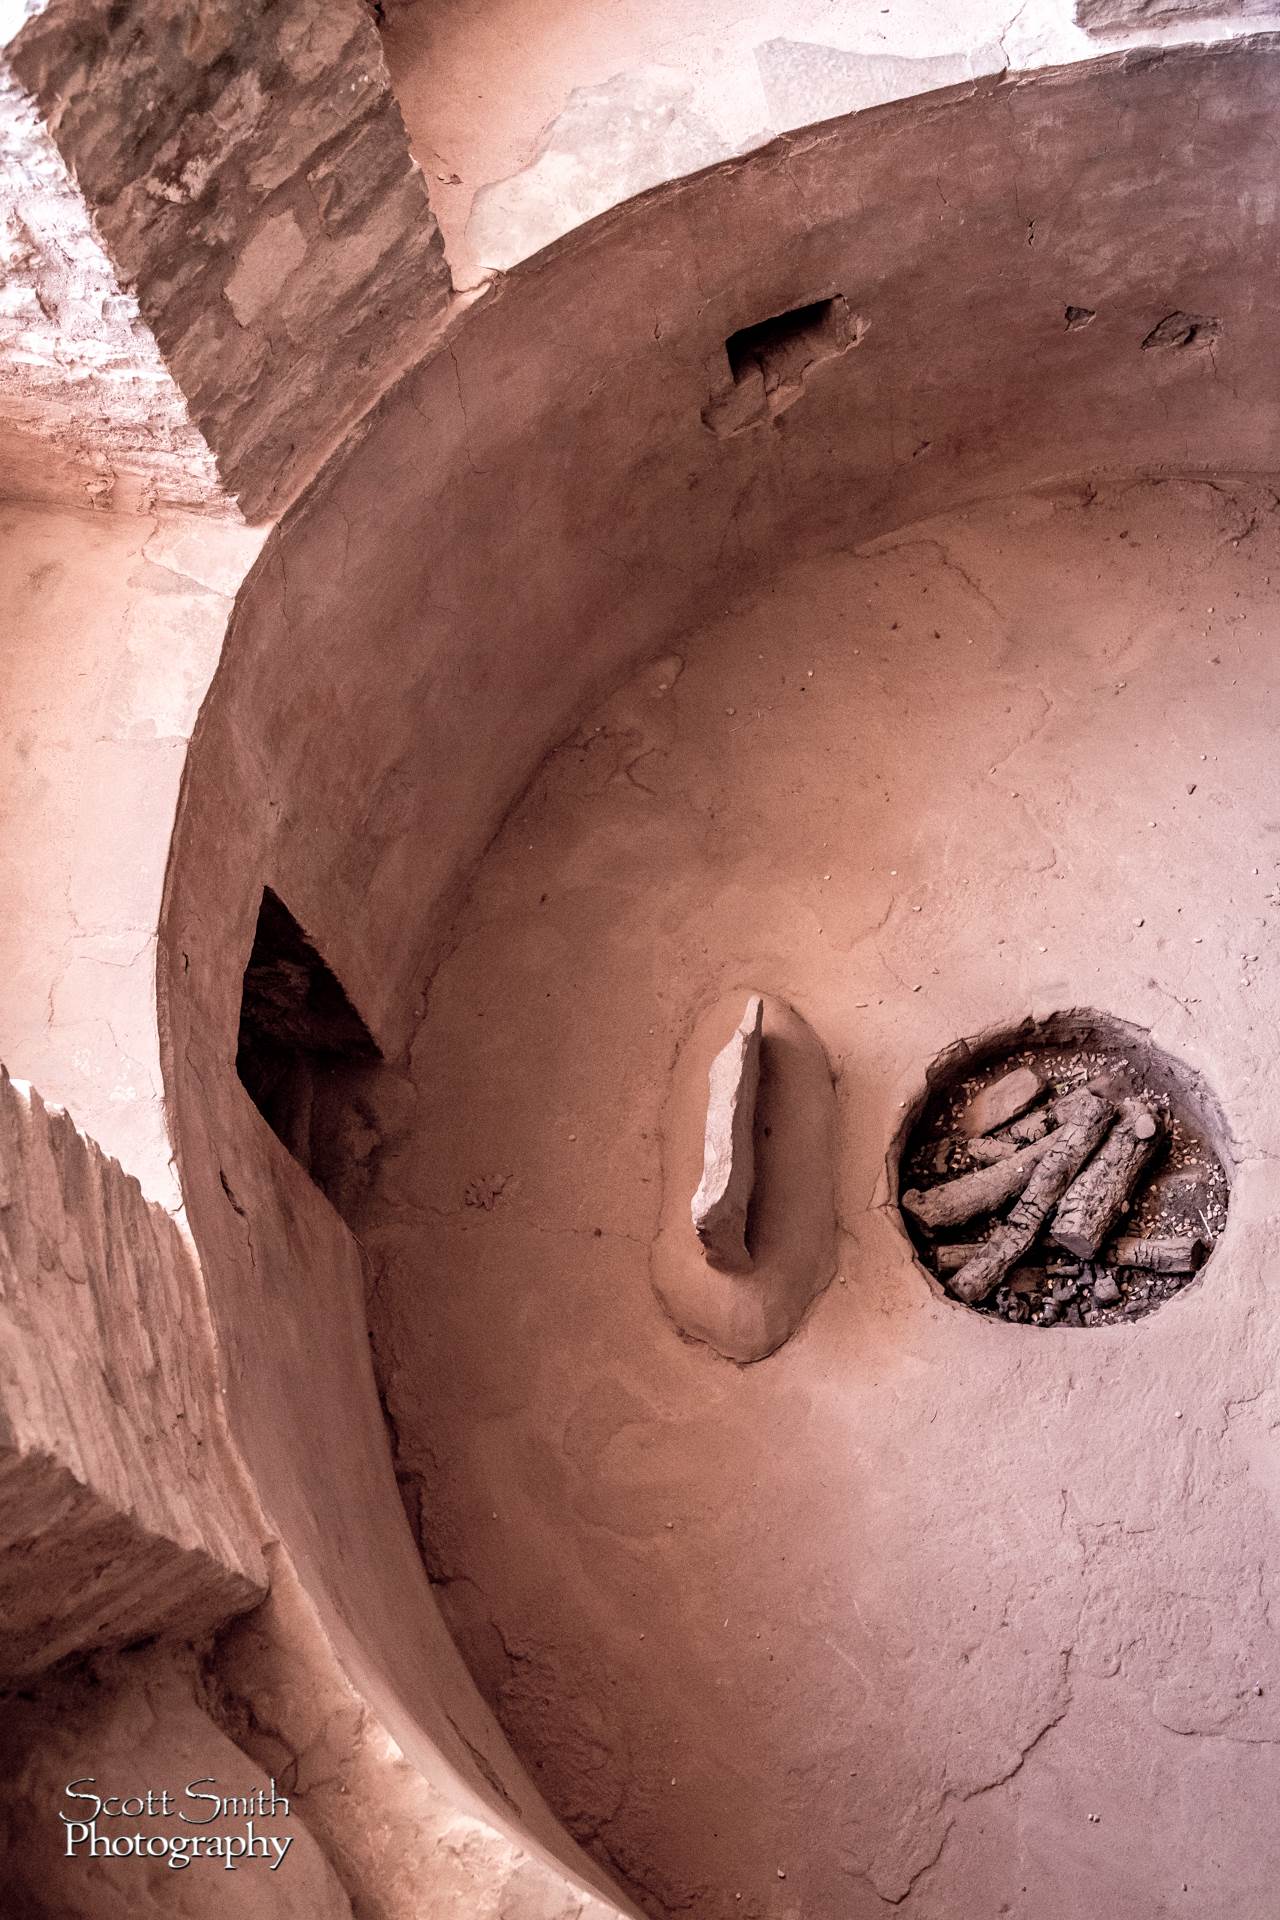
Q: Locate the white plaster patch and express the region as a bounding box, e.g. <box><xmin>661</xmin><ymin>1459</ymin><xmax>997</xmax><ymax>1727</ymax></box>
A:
<box><xmin>467</xmin><ymin>66</ymin><xmax>744</xmax><ymax>271</ymax></box>
<box><xmin>755</xmin><ymin>36</ymin><xmax>1008</xmax><ymax>131</ymax></box>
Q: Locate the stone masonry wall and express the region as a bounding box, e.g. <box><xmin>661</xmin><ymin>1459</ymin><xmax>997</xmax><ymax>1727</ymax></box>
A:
<box><xmin>8</xmin><ymin>0</ymin><xmax>452</xmax><ymax>521</ymax></box>
<box><xmin>0</xmin><ymin>1066</ymin><xmax>266</xmax><ymax>1680</ymax></box>
<box><xmin>1076</xmin><ymin>0</ymin><xmax>1276</xmax><ymax>26</ymax></box>
<box><xmin>0</xmin><ymin>61</ymin><xmax>225</xmax><ymax>513</ymax></box>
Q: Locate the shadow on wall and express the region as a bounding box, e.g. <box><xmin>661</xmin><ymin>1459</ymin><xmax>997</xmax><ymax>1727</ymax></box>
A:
<box><xmin>236</xmin><ymin>887</ymin><xmax>387</xmax><ymax>1213</ymax></box>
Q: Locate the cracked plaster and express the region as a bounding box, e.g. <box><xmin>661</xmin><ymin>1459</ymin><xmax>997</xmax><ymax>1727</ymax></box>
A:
<box><xmin>382</xmin><ymin>0</ymin><xmax>1280</xmax><ymax>277</ymax></box>
<box><xmin>0</xmin><ymin>500</ymin><xmax>263</xmax><ymax>1205</ymax></box>
<box><xmin>360</xmin><ymin>478</ymin><xmax>1280</xmax><ymax>1918</ymax></box>
<box><xmin>0</xmin><ymin>22</ymin><xmax>1274</xmax><ymax>1920</ymax></box>
<box><xmin>157</xmin><ymin>46</ymin><xmax>1280</xmax><ymax>1913</ymax></box>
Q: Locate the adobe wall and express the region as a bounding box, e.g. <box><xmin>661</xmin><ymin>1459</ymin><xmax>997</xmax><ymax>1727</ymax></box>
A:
<box><xmin>159</xmin><ymin>36</ymin><xmax>1280</xmax><ymax>1904</ymax></box>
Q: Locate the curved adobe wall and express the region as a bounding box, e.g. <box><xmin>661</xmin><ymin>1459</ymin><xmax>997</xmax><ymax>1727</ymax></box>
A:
<box><xmin>160</xmin><ymin>37</ymin><xmax>1280</xmax><ymax>1897</ymax></box>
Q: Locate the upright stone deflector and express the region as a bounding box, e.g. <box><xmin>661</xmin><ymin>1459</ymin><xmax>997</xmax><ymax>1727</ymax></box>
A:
<box><xmin>691</xmin><ymin>994</ymin><xmax>764</xmax><ymax>1271</ymax></box>
<box><xmin>655</xmin><ymin>991</ymin><xmax>837</xmax><ymax>1362</ymax></box>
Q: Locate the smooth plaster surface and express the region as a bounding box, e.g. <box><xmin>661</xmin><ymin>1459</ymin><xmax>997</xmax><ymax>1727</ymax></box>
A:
<box><xmin>158</xmin><ymin>42</ymin><xmax>1280</xmax><ymax>1917</ymax></box>
<box><xmin>363</xmin><ymin>476</ymin><xmax>1280</xmax><ymax>1916</ymax></box>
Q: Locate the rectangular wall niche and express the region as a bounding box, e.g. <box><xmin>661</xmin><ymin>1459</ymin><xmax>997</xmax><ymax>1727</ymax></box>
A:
<box><xmin>236</xmin><ymin>888</ymin><xmax>380</xmax><ymax>1190</ymax></box>
<box><xmin>725</xmin><ymin>296</ymin><xmax>848</xmax><ymax>391</ymax></box>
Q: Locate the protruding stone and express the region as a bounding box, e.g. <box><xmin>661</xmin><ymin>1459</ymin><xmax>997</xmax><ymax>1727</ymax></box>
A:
<box><xmin>656</xmin><ymin>993</ymin><xmax>837</xmax><ymax>1362</ymax></box>
<box><xmin>960</xmin><ymin>1065</ymin><xmax>1045</xmax><ymax>1137</ymax></box>
<box><xmin>691</xmin><ymin>994</ymin><xmax>763</xmax><ymax>1272</ymax></box>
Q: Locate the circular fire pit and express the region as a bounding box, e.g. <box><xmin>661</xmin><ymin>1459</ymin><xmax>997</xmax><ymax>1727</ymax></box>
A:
<box><xmin>897</xmin><ymin>1011</ymin><xmax>1232</xmax><ymax>1326</ymax></box>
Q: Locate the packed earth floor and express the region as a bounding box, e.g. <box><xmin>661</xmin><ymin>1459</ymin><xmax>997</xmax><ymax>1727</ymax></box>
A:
<box><xmin>357</xmin><ymin>475</ymin><xmax>1280</xmax><ymax>1920</ymax></box>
